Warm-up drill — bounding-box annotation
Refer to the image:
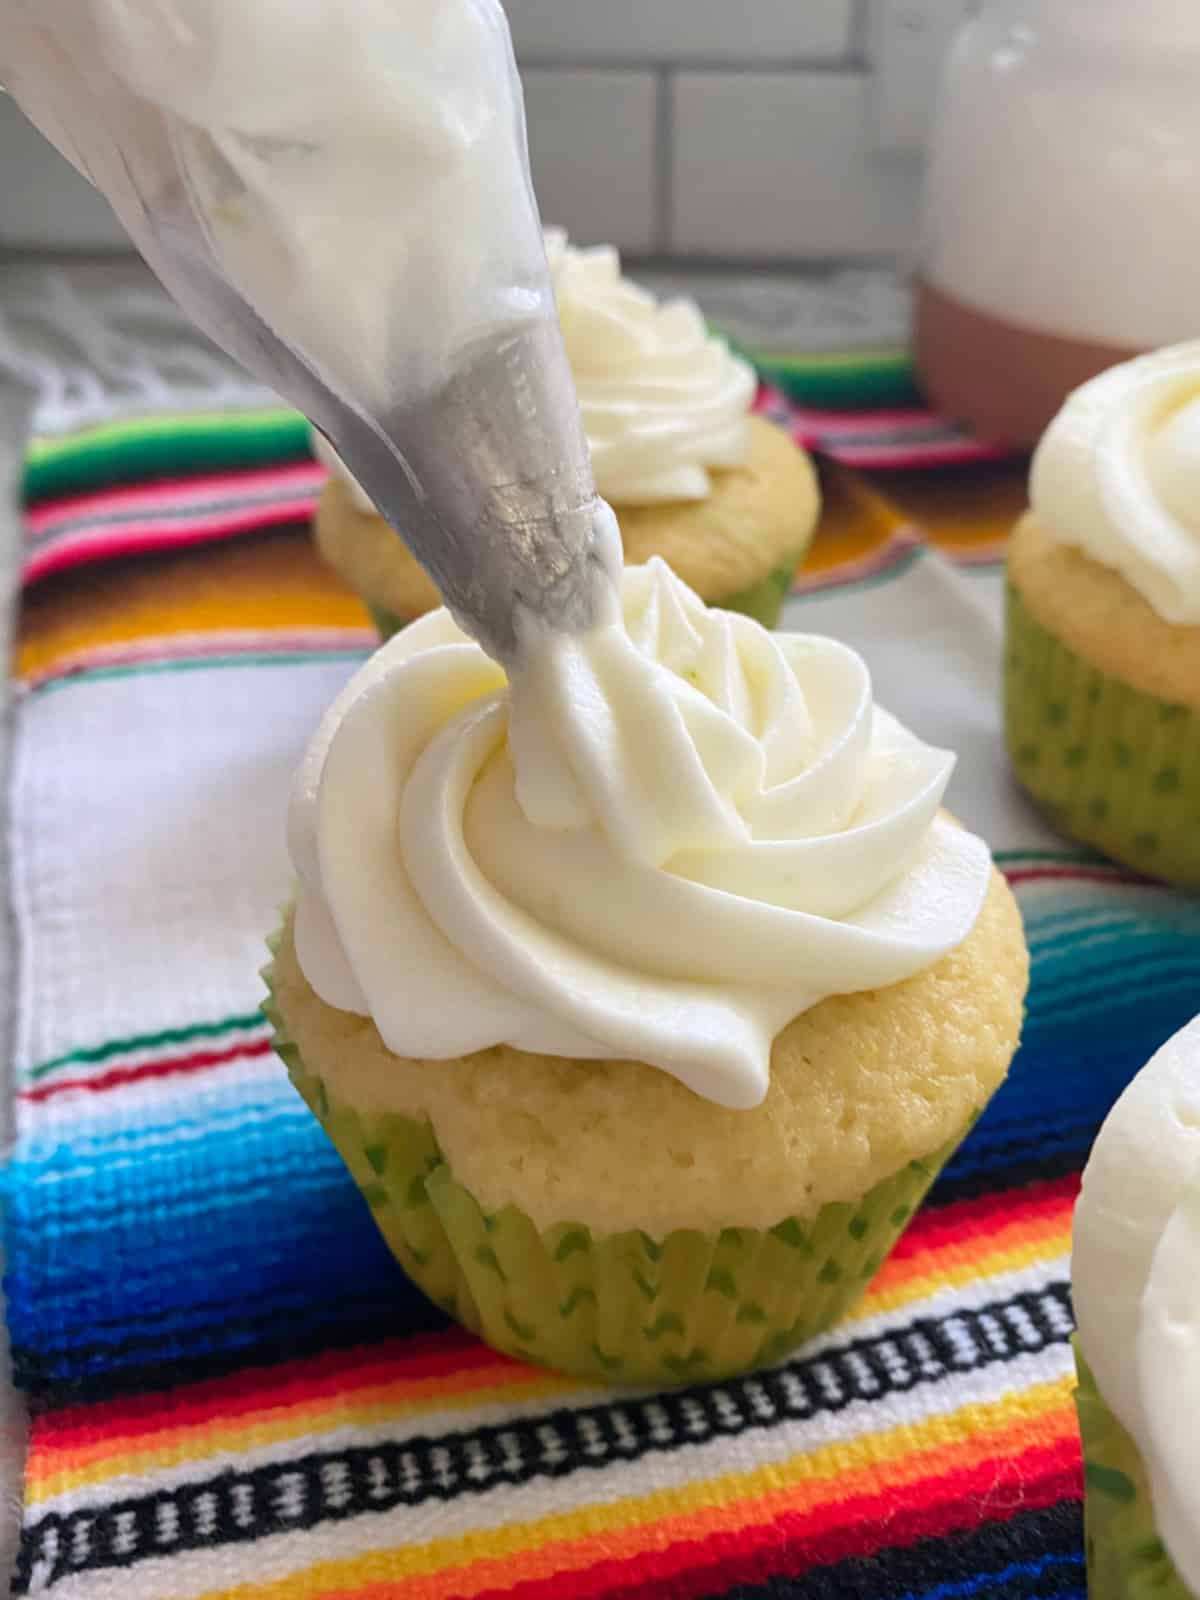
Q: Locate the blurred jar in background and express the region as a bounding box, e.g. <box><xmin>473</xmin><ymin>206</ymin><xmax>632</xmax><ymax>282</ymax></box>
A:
<box><xmin>915</xmin><ymin>0</ymin><xmax>1200</xmax><ymax>448</ymax></box>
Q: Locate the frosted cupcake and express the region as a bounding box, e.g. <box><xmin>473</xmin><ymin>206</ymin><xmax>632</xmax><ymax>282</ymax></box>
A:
<box><xmin>1073</xmin><ymin>1015</ymin><xmax>1200</xmax><ymax>1599</ymax></box>
<box><xmin>265</xmin><ymin>560</ymin><xmax>1027</xmax><ymax>1385</ymax></box>
<box><xmin>1006</xmin><ymin>343</ymin><xmax>1200</xmax><ymax>886</ymax></box>
<box><xmin>313</xmin><ymin>230</ymin><xmax>820</xmax><ymax>636</ymax></box>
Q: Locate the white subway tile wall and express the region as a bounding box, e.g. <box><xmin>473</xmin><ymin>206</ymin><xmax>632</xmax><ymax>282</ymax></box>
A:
<box><xmin>671</xmin><ymin>74</ymin><xmax>924</xmax><ymax>260</ymax></box>
<box><xmin>0</xmin><ymin>99</ymin><xmax>129</xmax><ymax>250</ymax></box>
<box><xmin>522</xmin><ymin>70</ymin><xmax>659</xmax><ymax>253</ymax></box>
<box><xmin>505</xmin><ymin>0</ymin><xmax>854</xmax><ymax>65</ymax></box>
<box><xmin>868</xmin><ymin>0</ymin><xmax>973</xmax><ymax>156</ymax></box>
<box><xmin>0</xmin><ymin>1</ymin><xmax>964</xmax><ymax>257</ymax></box>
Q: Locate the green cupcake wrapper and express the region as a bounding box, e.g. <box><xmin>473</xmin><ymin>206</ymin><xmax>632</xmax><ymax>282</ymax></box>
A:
<box><xmin>1074</xmin><ymin>1342</ymin><xmax>1191</xmax><ymax>1600</ymax></box>
<box><xmin>366</xmin><ymin>601</ymin><xmax>410</xmax><ymax>641</ymax></box>
<box><xmin>712</xmin><ymin>553</ymin><xmax>804</xmax><ymax>630</ymax></box>
<box><xmin>264</xmin><ymin>934</ymin><xmax>973</xmax><ymax>1385</ymax></box>
<box><xmin>1005</xmin><ymin>580</ymin><xmax>1200</xmax><ymax>888</ymax></box>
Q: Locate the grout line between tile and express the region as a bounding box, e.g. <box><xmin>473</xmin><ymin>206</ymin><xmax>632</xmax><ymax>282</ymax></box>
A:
<box><xmin>518</xmin><ymin>55</ymin><xmax>862</xmax><ymax>75</ymax></box>
<box><xmin>848</xmin><ymin>0</ymin><xmax>873</xmax><ymax>62</ymax></box>
<box><xmin>654</xmin><ymin>68</ymin><xmax>674</xmax><ymax>255</ymax></box>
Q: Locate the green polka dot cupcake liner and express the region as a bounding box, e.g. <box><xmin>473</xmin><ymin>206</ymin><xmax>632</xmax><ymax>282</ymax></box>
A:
<box><xmin>1074</xmin><ymin>1344</ymin><xmax>1192</xmax><ymax>1600</ymax></box>
<box><xmin>264</xmin><ymin>933</ymin><xmax>972</xmax><ymax>1386</ymax></box>
<box><xmin>366</xmin><ymin>601</ymin><xmax>410</xmax><ymax>641</ymax></box>
<box><xmin>711</xmin><ymin>551</ymin><xmax>807</xmax><ymax>632</ymax></box>
<box><xmin>365</xmin><ymin>554</ymin><xmax>805</xmax><ymax>645</ymax></box>
<box><xmin>1005</xmin><ymin>580</ymin><xmax>1200</xmax><ymax>888</ymax></box>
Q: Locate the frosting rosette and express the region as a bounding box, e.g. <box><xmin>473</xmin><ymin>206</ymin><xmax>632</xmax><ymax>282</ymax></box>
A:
<box><xmin>1031</xmin><ymin>340</ymin><xmax>1200</xmax><ymax>625</ymax></box>
<box><xmin>1074</xmin><ymin>1013</ymin><xmax>1200</xmax><ymax>1594</ymax></box>
<box><xmin>543</xmin><ymin>227</ymin><xmax>755</xmax><ymax>504</ymax></box>
<box><xmin>288</xmin><ymin>560</ymin><xmax>991</xmax><ymax>1109</ymax></box>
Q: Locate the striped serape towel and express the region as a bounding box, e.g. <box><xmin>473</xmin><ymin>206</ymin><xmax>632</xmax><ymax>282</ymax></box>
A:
<box><xmin>6</xmin><ymin>353</ymin><xmax>1200</xmax><ymax>1600</ymax></box>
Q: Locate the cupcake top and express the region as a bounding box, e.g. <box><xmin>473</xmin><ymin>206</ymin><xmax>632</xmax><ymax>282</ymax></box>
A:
<box><xmin>314</xmin><ymin>225</ymin><xmax>757</xmax><ymax>511</ymax></box>
<box><xmin>1073</xmin><ymin>1013</ymin><xmax>1200</xmax><ymax>1592</ymax></box>
<box><xmin>289</xmin><ymin>559</ymin><xmax>991</xmax><ymax>1110</ymax></box>
<box><xmin>543</xmin><ymin>227</ymin><xmax>755</xmax><ymax>505</ymax></box>
<box><xmin>1031</xmin><ymin>341</ymin><xmax>1200</xmax><ymax>626</ymax></box>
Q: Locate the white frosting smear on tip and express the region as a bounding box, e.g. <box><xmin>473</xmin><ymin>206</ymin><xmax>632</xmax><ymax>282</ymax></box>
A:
<box><xmin>288</xmin><ymin>560</ymin><xmax>991</xmax><ymax>1110</ymax></box>
<box><xmin>1031</xmin><ymin>341</ymin><xmax>1200</xmax><ymax>625</ymax></box>
<box><xmin>1073</xmin><ymin>1013</ymin><xmax>1200</xmax><ymax>1593</ymax></box>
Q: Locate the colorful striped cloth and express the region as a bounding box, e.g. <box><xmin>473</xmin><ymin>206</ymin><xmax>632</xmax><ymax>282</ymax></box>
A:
<box><xmin>5</xmin><ymin>371</ymin><xmax>1200</xmax><ymax>1600</ymax></box>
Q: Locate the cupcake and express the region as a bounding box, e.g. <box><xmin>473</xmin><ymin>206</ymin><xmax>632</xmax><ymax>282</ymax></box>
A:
<box><xmin>265</xmin><ymin>559</ymin><xmax>1027</xmax><ymax>1385</ymax></box>
<box><xmin>1006</xmin><ymin>343</ymin><xmax>1200</xmax><ymax>887</ymax></box>
<box><xmin>312</xmin><ymin>230</ymin><xmax>820</xmax><ymax>637</ymax></box>
<box><xmin>1073</xmin><ymin>1015</ymin><xmax>1200</xmax><ymax>1599</ymax></box>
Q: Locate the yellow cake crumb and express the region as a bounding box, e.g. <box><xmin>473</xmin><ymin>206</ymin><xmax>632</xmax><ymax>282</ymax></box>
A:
<box><xmin>615</xmin><ymin>414</ymin><xmax>819</xmax><ymax>597</ymax></box>
<box><xmin>314</xmin><ymin>476</ymin><xmax>442</xmax><ymax>621</ymax></box>
<box><xmin>268</xmin><ymin>866</ymin><xmax>1026</xmax><ymax>1236</ymax></box>
<box><xmin>1009</xmin><ymin>513</ymin><xmax>1200</xmax><ymax>714</ymax></box>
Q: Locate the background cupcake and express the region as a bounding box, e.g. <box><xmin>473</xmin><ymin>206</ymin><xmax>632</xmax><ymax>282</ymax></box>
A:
<box><xmin>1006</xmin><ymin>343</ymin><xmax>1200</xmax><ymax>887</ymax></box>
<box><xmin>313</xmin><ymin>229</ymin><xmax>820</xmax><ymax>636</ymax></box>
<box><xmin>266</xmin><ymin>560</ymin><xmax>1027</xmax><ymax>1386</ymax></box>
<box><xmin>1073</xmin><ymin>1014</ymin><xmax>1200</xmax><ymax>1599</ymax></box>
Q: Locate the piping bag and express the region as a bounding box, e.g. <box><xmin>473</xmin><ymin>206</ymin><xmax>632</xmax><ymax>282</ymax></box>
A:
<box><xmin>0</xmin><ymin>0</ymin><xmax>621</xmax><ymax>663</ymax></box>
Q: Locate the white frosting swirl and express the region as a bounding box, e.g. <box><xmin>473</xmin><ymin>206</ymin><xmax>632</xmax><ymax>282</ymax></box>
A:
<box><xmin>543</xmin><ymin>228</ymin><xmax>755</xmax><ymax>504</ymax></box>
<box><xmin>289</xmin><ymin>560</ymin><xmax>990</xmax><ymax>1110</ymax></box>
<box><xmin>1074</xmin><ymin>1014</ymin><xmax>1200</xmax><ymax>1593</ymax></box>
<box><xmin>315</xmin><ymin>227</ymin><xmax>757</xmax><ymax>511</ymax></box>
<box><xmin>1031</xmin><ymin>342</ymin><xmax>1200</xmax><ymax>625</ymax></box>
